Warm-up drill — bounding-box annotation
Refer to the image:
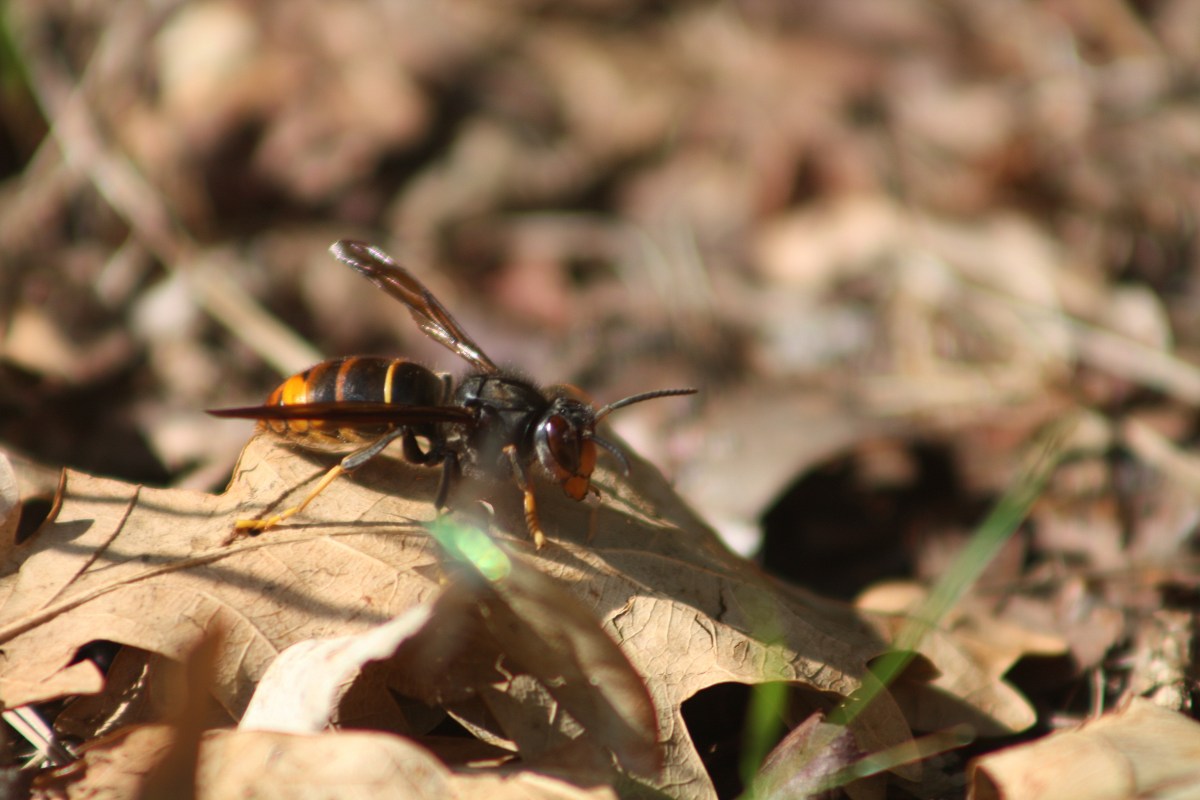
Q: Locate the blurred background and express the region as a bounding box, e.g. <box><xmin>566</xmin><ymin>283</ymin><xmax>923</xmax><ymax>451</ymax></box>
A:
<box><xmin>1</xmin><ymin>0</ymin><xmax>1198</xmax><ymax>590</ymax></box>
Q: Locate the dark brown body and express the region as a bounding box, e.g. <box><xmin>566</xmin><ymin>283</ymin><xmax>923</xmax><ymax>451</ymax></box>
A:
<box><xmin>210</xmin><ymin>240</ymin><xmax>695</xmax><ymax>546</ymax></box>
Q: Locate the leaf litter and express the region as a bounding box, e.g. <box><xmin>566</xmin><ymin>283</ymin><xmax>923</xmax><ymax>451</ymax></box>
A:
<box><xmin>3</xmin><ymin>0</ymin><xmax>1200</xmax><ymax>796</ymax></box>
<box><xmin>2</xmin><ymin>433</ymin><xmax>913</xmax><ymax>798</ymax></box>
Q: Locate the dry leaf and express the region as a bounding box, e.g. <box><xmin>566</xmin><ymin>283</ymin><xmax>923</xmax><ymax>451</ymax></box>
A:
<box><xmin>312</xmin><ymin>546</ymin><xmax>663</xmax><ymax>779</ymax></box>
<box><xmin>751</xmin><ymin>712</ymin><xmax>869</xmax><ymax>799</ymax></box>
<box><xmin>200</xmin><ymin>729</ymin><xmax>454</xmax><ymax>800</ymax></box>
<box><xmin>39</xmin><ymin>723</ymin><xmax>624</xmax><ymax>799</ymax></box>
<box><xmin>1120</xmin><ymin>609</ymin><xmax>1193</xmax><ymax>710</ymax></box>
<box><xmin>0</xmin><ymin>433</ymin><xmax>912</xmax><ymax>798</ymax></box>
<box><xmin>970</xmin><ymin>698</ymin><xmax>1200</xmax><ymax>800</ymax></box>
<box><xmin>426</xmin><ymin>538</ymin><xmax>662</xmax><ymax>777</ymax></box>
<box><xmin>0</xmin><ymin>453</ymin><xmax>20</xmax><ymax>563</ymax></box>
<box><xmin>858</xmin><ymin>581</ymin><xmax>1066</xmax><ymax>736</ymax></box>
<box><xmin>240</xmin><ymin>604</ymin><xmax>435</xmax><ymax>734</ymax></box>
<box><xmin>32</xmin><ymin>725</ymin><xmax>174</xmax><ymax>799</ymax></box>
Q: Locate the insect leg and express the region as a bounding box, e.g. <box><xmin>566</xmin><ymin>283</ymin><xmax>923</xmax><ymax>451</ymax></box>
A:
<box><xmin>235</xmin><ymin>462</ymin><xmax>348</xmax><ymax>531</ymax></box>
<box><xmin>236</xmin><ymin>429</ymin><xmax>407</xmax><ymax>531</ymax></box>
<box><xmin>400</xmin><ymin>429</ymin><xmax>442</xmax><ymax>465</ymax></box>
<box><xmin>504</xmin><ymin>444</ymin><xmax>546</xmax><ymax>549</ymax></box>
<box><xmin>341</xmin><ymin>427</ymin><xmax>407</xmax><ymax>470</ymax></box>
<box><xmin>434</xmin><ymin>450</ymin><xmax>458</xmax><ymax>511</ymax></box>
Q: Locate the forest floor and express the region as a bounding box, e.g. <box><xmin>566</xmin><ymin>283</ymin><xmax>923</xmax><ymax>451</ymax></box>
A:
<box><xmin>1</xmin><ymin>2</ymin><xmax>1199</xmax><ymax>798</ymax></box>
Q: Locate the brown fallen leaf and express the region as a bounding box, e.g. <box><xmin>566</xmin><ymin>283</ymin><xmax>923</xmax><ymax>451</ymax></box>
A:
<box><xmin>417</xmin><ymin>527</ymin><xmax>662</xmax><ymax>778</ymax></box>
<box><xmin>1119</xmin><ymin>609</ymin><xmax>1193</xmax><ymax>710</ymax></box>
<box><xmin>0</xmin><ymin>453</ymin><xmax>20</xmax><ymax>565</ymax></box>
<box><xmin>239</xmin><ymin>604</ymin><xmax>436</xmax><ymax>735</ymax></box>
<box><xmin>38</xmin><ymin>724</ymin><xmax>615</xmax><ymax>800</ymax></box>
<box><xmin>140</xmin><ymin>630</ymin><xmax>222</xmax><ymax>799</ymax></box>
<box><xmin>0</xmin><ymin>434</ymin><xmax>912</xmax><ymax>797</ymax></box>
<box><xmin>857</xmin><ymin>581</ymin><xmax>1067</xmax><ymax>736</ymax></box>
<box><xmin>749</xmin><ymin>710</ymin><xmax>972</xmax><ymax>800</ymax></box>
<box><xmin>240</xmin><ymin>544</ymin><xmax>661</xmax><ymax>779</ymax></box>
<box><xmin>750</xmin><ymin>712</ymin><xmax>869</xmax><ymax>799</ymax></box>
<box><xmin>970</xmin><ymin>698</ymin><xmax>1200</xmax><ymax>800</ymax></box>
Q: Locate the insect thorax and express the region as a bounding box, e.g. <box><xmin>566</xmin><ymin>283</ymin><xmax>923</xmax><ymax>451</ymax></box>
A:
<box><xmin>453</xmin><ymin>373</ymin><xmax>549</xmax><ymax>471</ymax></box>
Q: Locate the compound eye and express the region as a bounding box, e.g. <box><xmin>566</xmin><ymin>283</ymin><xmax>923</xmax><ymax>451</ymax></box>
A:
<box><xmin>541</xmin><ymin>415</ymin><xmax>597</xmax><ymax>501</ymax></box>
<box><xmin>545</xmin><ymin>415</ymin><xmax>579</xmax><ymax>474</ymax></box>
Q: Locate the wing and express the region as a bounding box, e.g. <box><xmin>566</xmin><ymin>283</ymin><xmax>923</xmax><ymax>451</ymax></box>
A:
<box><xmin>330</xmin><ymin>240</ymin><xmax>499</xmax><ymax>374</ymax></box>
<box><xmin>207</xmin><ymin>402</ymin><xmax>473</xmax><ymax>426</ymax></box>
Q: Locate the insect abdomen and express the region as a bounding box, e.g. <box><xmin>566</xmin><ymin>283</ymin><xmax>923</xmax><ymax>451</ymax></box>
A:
<box><xmin>265</xmin><ymin>356</ymin><xmax>444</xmax><ymax>446</ymax></box>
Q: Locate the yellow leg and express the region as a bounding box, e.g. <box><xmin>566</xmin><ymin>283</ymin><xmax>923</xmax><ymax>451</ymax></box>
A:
<box><xmin>236</xmin><ymin>464</ymin><xmax>346</xmax><ymax>531</ymax></box>
<box><xmin>522</xmin><ymin>486</ymin><xmax>546</xmax><ymax>550</ymax></box>
<box><xmin>504</xmin><ymin>444</ymin><xmax>546</xmax><ymax>549</ymax></box>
